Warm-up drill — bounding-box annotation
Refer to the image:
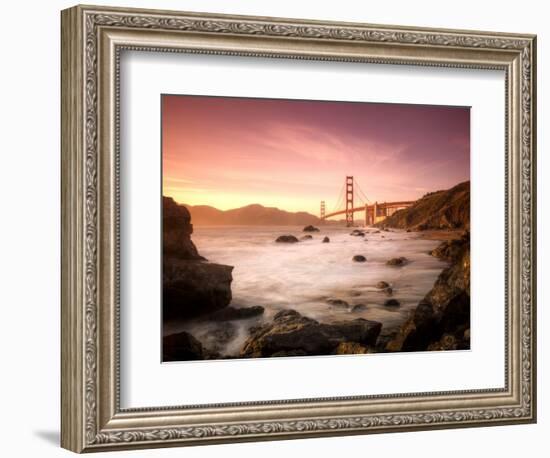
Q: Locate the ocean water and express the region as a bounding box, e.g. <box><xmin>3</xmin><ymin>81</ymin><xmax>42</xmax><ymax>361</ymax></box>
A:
<box><xmin>164</xmin><ymin>225</ymin><xmax>448</xmax><ymax>356</ymax></box>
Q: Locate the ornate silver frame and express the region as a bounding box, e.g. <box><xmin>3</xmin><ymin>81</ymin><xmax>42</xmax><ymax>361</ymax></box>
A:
<box><xmin>61</xmin><ymin>4</ymin><xmax>537</xmax><ymax>453</ymax></box>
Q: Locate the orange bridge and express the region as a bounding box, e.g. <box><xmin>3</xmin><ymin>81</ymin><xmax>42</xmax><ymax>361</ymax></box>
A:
<box><xmin>320</xmin><ymin>176</ymin><xmax>414</xmax><ymax>227</ymax></box>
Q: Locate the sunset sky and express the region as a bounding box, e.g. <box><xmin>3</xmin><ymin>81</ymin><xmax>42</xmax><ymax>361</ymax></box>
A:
<box><xmin>162</xmin><ymin>95</ymin><xmax>470</xmax><ymax>216</ymax></box>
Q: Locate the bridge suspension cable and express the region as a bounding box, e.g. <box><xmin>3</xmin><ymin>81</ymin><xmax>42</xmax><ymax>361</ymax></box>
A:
<box><xmin>330</xmin><ymin>182</ymin><xmax>346</xmax><ymax>215</ymax></box>
<box><xmin>353</xmin><ymin>178</ymin><xmax>372</xmax><ymax>205</ymax></box>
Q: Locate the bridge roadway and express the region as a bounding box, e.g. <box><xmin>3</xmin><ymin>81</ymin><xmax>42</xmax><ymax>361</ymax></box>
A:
<box><xmin>322</xmin><ymin>200</ymin><xmax>415</xmax><ymax>220</ymax></box>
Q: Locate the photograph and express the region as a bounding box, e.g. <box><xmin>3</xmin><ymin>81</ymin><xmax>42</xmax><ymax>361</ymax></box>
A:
<box><xmin>161</xmin><ymin>95</ymin><xmax>471</xmax><ymax>362</ymax></box>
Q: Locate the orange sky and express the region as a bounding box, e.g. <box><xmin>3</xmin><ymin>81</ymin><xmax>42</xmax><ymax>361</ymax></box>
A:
<box><xmin>162</xmin><ymin>95</ymin><xmax>470</xmax><ymax>216</ymax></box>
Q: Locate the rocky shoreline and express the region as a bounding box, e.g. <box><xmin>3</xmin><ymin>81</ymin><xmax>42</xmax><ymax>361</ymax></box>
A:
<box><xmin>384</xmin><ymin>231</ymin><xmax>470</xmax><ymax>352</ymax></box>
<box><xmin>162</xmin><ymin>195</ymin><xmax>470</xmax><ymax>361</ymax></box>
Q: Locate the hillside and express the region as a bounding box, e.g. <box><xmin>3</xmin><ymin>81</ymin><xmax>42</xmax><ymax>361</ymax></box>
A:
<box><xmin>177</xmin><ymin>202</ymin><xmax>322</xmax><ymax>226</ymax></box>
<box><xmin>376</xmin><ymin>181</ymin><xmax>470</xmax><ymax>230</ymax></box>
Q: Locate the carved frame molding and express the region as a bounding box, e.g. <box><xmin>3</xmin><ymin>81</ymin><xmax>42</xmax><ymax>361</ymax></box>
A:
<box><xmin>61</xmin><ymin>4</ymin><xmax>536</xmax><ymax>453</ymax></box>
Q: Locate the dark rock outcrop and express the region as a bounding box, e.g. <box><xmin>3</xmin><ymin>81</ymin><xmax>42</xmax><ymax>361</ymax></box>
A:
<box><xmin>322</xmin><ymin>236</ymin><xmax>330</xmax><ymax>243</ymax></box>
<box><xmin>350</xmin><ymin>229</ymin><xmax>365</xmax><ymax>236</ymax></box>
<box><xmin>430</xmin><ymin>231</ymin><xmax>470</xmax><ymax>261</ymax></box>
<box><xmin>275</xmin><ymin>235</ymin><xmax>299</xmax><ymax>243</ymax></box>
<box><xmin>241</xmin><ymin>309</ymin><xmax>382</xmax><ymax>358</ymax></box>
<box><xmin>351</xmin><ymin>304</ymin><xmax>367</xmax><ymax>312</ymax></box>
<box><xmin>386</xmin><ymin>236</ymin><xmax>470</xmax><ymax>352</ymax></box>
<box><xmin>163</xmin><ymin>196</ymin><xmax>204</xmax><ymax>260</ymax></box>
<box><xmin>163</xmin><ymin>259</ymin><xmax>233</xmax><ymax>320</ymax></box>
<box><xmin>375</xmin><ymin>181</ymin><xmax>470</xmax><ymax>231</ymax></box>
<box><xmin>163</xmin><ymin>331</ymin><xmax>204</xmax><ymax>361</ymax></box>
<box><xmin>301</xmin><ymin>235</ymin><xmax>313</xmax><ymax>240</ymax></box>
<box><xmin>377</xmin><ymin>281</ymin><xmax>390</xmax><ymax>289</ymax></box>
<box><xmin>353</xmin><ymin>255</ymin><xmax>367</xmax><ymax>262</ymax></box>
<box><xmin>303</xmin><ymin>225</ymin><xmax>320</xmax><ymax>232</ymax></box>
<box><xmin>163</xmin><ymin>196</ymin><xmax>234</xmax><ymax>321</ymax></box>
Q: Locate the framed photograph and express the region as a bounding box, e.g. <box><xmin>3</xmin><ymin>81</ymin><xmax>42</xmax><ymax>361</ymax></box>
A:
<box><xmin>61</xmin><ymin>4</ymin><xmax>537</xmax><ymax>453</ymax></box>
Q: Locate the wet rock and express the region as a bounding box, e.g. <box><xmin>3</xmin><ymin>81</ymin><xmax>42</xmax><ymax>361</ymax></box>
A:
<box><xmin>376</xmin><ymin>281</ymin><xmax>390</xmax><ymax>289</ymax></box>
<box><xmin>386</xmin><ymin>256</ymin><xmax>408</xmax><ymax>266</ymax></box>
<box><xmin>322</xmin><ymin>236</ymin><xmax>330</xmax><ymax>243</ymax></box>
<box><xmin>327</xmin><ymin>298</ymin><xmax>350</xmax><ymax>308</ymax></box>
<box><xmin>163</xmin><ymin>331</ymin><xmax>204</xmax><ymax>361</ymax></box>
<box><xmin>333</xmin><ymin>342</ymin><xmax>371</xmax><ymax>354</ymax></box>
<box><xmin>384</xmin><ymin>287</ymin><xmax>394</xmax><ymax>296</ymax></box>
<box><xmin>427</xmin><ymin>334</ymin><xmax>458</xmax><ymax>351</ymax></box>
<box><xmin>240</xmin><ymin>309</ymin><xmax>382</xmax><ymax>358</ymax></box>
<box><xmin>206</xmin><ymin>305</ymin><xmax>265</xmax><ymax>321</ymax></box>
<box><xmin>352</xmin><ymin>255</ymin><xmax>367</xmax><ymax>262</ymax></box>
<box><xmin>430</xmin><ymin>231</ymin><xmax>470</xmax><ymax>261</ymax></box>
<box><xmin>350</xmin><ymin>229</ymin><xmax>365</xmax><ymax>236</ymax></box>
<box><xmin>351</xmin><ymin>304</ymin><xmax>367</xmax><ymax>312</ymax></box>
<box><xmin>163</xmin><ymin>259</ymin><xmax>233</xmax><ymax>320</ymax></box>
<box><xmin>275</xmin><ymin>235</ymin><xmax>299</xmax><ymax>243</ymax></box>
<box><xmin>303</xmin><ymin>225</ymin><xmax>320</xmax><ymax>232</ymax></box>
<box><xmin>386</xmin><ymin>237</ymin><xmax>470</xmax><ymax>352</ymax></box>
<box><xmin>300</xmin><ymin>235</ymin><xmax>313</xmax><ymax>240</ymax></box>
<box><xmin>384</xmin><ymin>299</ymin><xmax>400</xmax><ymax>307</ymax></box>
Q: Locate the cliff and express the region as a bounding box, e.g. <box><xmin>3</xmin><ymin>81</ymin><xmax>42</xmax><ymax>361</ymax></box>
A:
<box><xmin>163</xmin><ymin>196</ymin><xmax>203</xmax><ymax>260</ymax></box>
<box><xmin>376</xmin><ymin>181</ymin><xmax>470</xmax><ymax>231</ymax></box>
<box><xmin>162</xmin><ymin>196</ymin><xmax>233</xmax><ymax>321</ymax></box>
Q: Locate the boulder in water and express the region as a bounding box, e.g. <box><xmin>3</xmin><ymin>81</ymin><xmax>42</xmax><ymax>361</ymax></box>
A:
<box><xmin>275</xmin><ymin>235</ymin><xmax>299</xmax><ymax>243</ymax></box>
<box><xmin>303</xmin><ymin>225</ymin><xmax>320</xmax><ymax>232</ymax></box>
<box><xmin>386</xmin><ymin>256</ymin><xmax>408</xmax><ymax>266</ymax></box>
<box><xmin>240</xmin><ymin>309</ymin><xmax>382</xmax><ymax>357</ymax></box>
<box><xmin>351</xmin><ymin>304</ymin><xmax>367</xmax><ymax>312</ymax></box>
<box><xmin>353</xmin><ymin>255</ymin><xmax>367</xmax><ymax>262</ymax></box>
<box><xmin>384</xmin><ymin>299</ymin><xmax>400</xmax><ymax>307</ymax></box>
<box><xmin>322</xmin><ymin>236</ymin><xmax>330</xmax><ymax>243</ymax></box>
<box><xmin>327</xmin><ymin>298</ymin><xmax>350</xmax><ymax>308</ymax></box>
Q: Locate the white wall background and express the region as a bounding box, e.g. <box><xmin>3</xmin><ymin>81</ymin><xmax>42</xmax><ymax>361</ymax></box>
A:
<box><xmin>0</xmin><ymin>0</ymin><xmax>546</xmax><ymax>456</ymax></box>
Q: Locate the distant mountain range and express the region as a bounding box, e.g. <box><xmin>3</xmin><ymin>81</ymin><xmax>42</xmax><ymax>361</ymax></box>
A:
<box><xmin>177</xmin><ymin>202</ymin><xmax>324</xmax><ymax>226</ymax></box>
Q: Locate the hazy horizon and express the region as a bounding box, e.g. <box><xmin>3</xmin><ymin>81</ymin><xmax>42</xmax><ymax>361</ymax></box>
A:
<box><xmin>162</xmin><ymin>95</ymin><xmax>470</xmax><ymax>216</ymax></box>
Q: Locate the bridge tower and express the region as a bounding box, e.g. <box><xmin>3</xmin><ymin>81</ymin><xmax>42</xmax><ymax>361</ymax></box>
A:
<box><xmin>345</xmin><ymin>176</ymin><xmax>354</xmax><ymax>227</ymax></box>
<box><xmin>320</xmin><ymin>200</ymin><xmax>326</xmax><ymax>220</ymax></box>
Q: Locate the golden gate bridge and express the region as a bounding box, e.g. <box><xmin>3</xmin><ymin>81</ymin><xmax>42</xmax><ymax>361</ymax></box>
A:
<box><xmin>320</xmin><ymin>176</ymin><xmax>414</xmax><ymax>227</ymax></box>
